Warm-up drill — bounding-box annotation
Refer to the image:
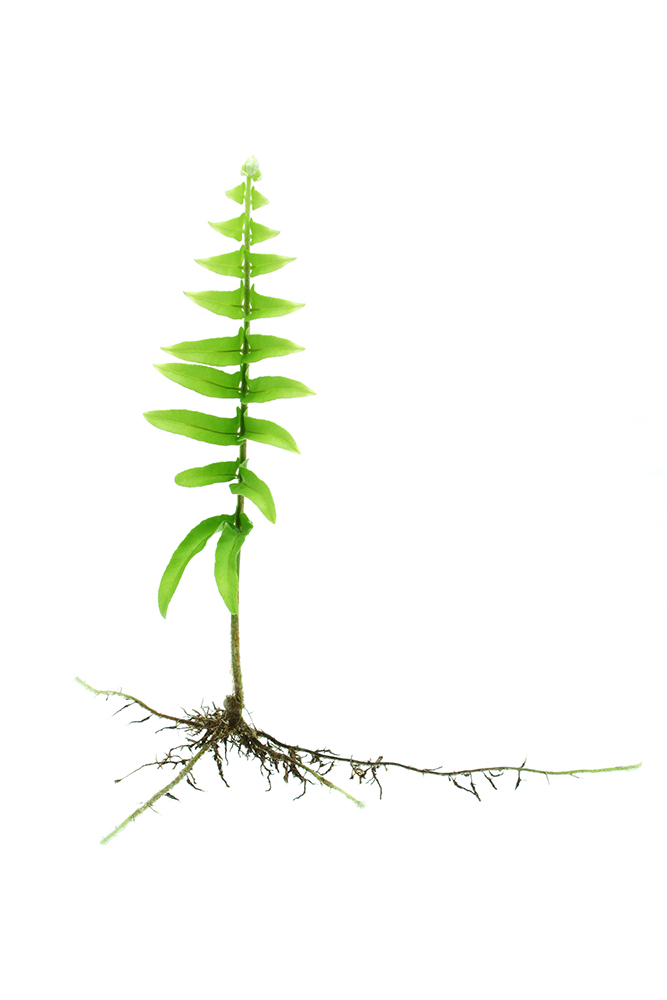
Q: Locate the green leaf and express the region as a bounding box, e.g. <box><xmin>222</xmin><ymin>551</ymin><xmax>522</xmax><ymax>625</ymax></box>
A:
<box><xmin>208</xmin><ymin>214</ymin><xmax>245</xmax><ymax>241</ymax></box>
<box><xmin>161</xmin><ymin>330</ymin><xmax>244</xmax><ymax>367</ymax></box>
<box><xmin>143</xmin><ymin>409</ymin><xmax>240</xmax><ymax>446</ymax></box>
<box><xmin>250</xmin><ymin>285</ymin><xmax>304</xmax><ymax>320</ymax></box>
<box><xmin>195</xmin><ymin>249</ymin><xmax>243</xmax><ymax>277</ymax></box>
<box><xmin>229</xmin><ymin>465</ymin><xmax>276</xmax><ymax>523</ymax></box>
<box><xmin>250</xmin><ymin>220</ymin><xmax>279</xmax><ymax>245</ymax></box>
<box><xmin>243</xmin><ymin>415</ymin><xmax>300</xmax><ymax>453</ymax></box>
<box><xmin>155</xmin><ymin>363</ymin><xmax>241</xmax><ymax>399</ymax></box>
<box><xmin>175</xmin><ymin>462</ymin><xmax>239</xmax><ymax>487</ymax></box>
<box><xmin>158</xmin><ymin>514</ymin><xmax>231</xmax><ymax>618</ymax></box>
<box><xmin>226</xmin><ymin>183</ymin><xmax>246</xmax><ymax>205</ymax></box>
<box><xmin>245</xmin><ymin>334</ymin><xmax>305</xmax><ymax>363</ymax></box>
<box><xmin>214</xmin><ymin>514</ymin><xmax>253</xmax><ymax>614</ymax></box>
<box><xmin>248</xmin><ymin>252</ymin><xmax>296</xmax><ymax>277</ymax></box>
<box><xmin>243</xmin><ymin>375</ymin><xmax>315</xmax><ymax>404</ymax></box>
<box><xmin>251</xmin><ymin>187</ymin><xmax>269</xmax><ymax>209</ymax></box>
<box><xmin>183</xmin><ymin>286</ymin><xmax>245</xmax><ymax>318</ymax></box>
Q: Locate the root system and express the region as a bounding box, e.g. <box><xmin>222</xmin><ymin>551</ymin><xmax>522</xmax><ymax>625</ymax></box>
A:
<box><xmin>75</xmin><ymin>678</ymin><xmax>641</xmax><ymax>845</ymax></box>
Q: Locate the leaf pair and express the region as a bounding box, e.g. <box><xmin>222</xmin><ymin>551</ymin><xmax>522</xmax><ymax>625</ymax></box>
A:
<box><xmin>158</xmin><ymin>512</ymin><xmax>253</xmax><ymax>617</ymax></box>
<box><xmin>184</xmin><ymin>284</ymin><xmax>303</xmax><ymax>321</ymax></box>
<box><xmin>174</xmin><ymin>461</ymin><xmax>276</xmax><ymax>524</ymax></box>
<box><xmin>224</xmin><ymin>182</ymin><xmax>269</xmax><ymax>210</ymax></box>
<box><xmin>161</xmin><ymin>330</ymin><xmax>304</xmax><ymax>367</ymax></box>
<box><xmin>208</xmin><ymin>214</ymin><xmax>279</xmax><ymax>246</ymax></box>
<box><xmin>143</xmin><ymin>409</ymin><xmax>300</xmax><ymax>453</ymax></box>
<box><xmin>154</xmin><ymin>362</ymin><xmax>314</xmax><ymax>404</ymax></box>
<box><xmin>195</xmin><ymin>249</ymin><xmax>295</xmax><ymax>279</ymax></box>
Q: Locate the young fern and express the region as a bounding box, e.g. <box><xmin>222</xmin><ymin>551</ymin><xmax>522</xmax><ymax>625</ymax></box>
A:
<box><xmin>77</xmin><ymin>155</ymin><xmax>640</xmax><ymax>845</ymax></box>
<box><xmin>144</xmin><ymin>155</ymin><xmax>313</xmax><ymax>710</ymax></box>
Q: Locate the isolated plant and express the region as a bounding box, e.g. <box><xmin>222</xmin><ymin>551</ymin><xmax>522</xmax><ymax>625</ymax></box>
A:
<box><xmin>78</xmin><ymin>155</ymin><xmax>640</xmax><ymax>844</ymax></box>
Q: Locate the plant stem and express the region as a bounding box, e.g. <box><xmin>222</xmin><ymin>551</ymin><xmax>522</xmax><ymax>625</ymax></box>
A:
<box><xmin>230</xmin><ymin>613</ymin><xmax>243</xmax><ymax>708</ymax></box>
<box><xmin>229</xmin><ymin>172</ymin><xmax>253</xmax><ymax>708</ymax></box>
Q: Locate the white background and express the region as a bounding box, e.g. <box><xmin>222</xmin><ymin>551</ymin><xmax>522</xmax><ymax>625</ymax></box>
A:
<box><xmin>1</xmin><ymin>2</ymin><xmax>665</xmax><ymax>997</ymax></box>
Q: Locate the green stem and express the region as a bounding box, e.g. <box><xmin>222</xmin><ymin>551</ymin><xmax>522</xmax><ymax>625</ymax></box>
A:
<box><xmin>229</xmin><ymin>171</ymin><xmax>253</xmax><ymax>709</ymax></box>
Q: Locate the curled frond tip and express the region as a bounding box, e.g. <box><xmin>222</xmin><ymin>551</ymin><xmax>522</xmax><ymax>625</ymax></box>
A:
<box><xmin>241</xmin><ymin>155</ymin><xmax>260</xmax><ymax>179</ymax></box>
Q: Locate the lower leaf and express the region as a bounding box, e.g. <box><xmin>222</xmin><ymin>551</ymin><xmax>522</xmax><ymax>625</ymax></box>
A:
<box><xmin>158</xmin><ymin>514</ymin><xmax>232</xmax><ymax>618</ymax></box>
<box><xmin>214</xmin><ymin>515</ymin><xmax>253</xmax><ymax>614</ymax></box>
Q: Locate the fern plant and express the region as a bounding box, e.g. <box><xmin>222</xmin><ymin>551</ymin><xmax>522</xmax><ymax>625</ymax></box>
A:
<box><xmin>143</xmin><ymin>153</ymin><xmax>312</xmax><ymax>715</ymax></box>
<box><xmin>77</xmin><ymin>156</ymin><xmax>640</xmax><ymax>845</ymax></box>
